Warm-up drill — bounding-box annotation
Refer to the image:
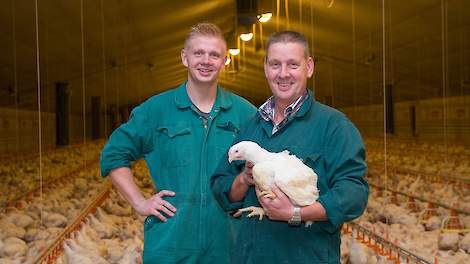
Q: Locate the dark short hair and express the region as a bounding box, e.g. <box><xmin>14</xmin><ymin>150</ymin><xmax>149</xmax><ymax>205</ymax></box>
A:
<box><xmin>265</xmin><ymin>31</ymin><xmax>310</xmax><ymax>60</ymax></box>
<box><xmin>184</xmin><ymin>22</ymin><xmax>226</xmax><ymax>49</ymax></box>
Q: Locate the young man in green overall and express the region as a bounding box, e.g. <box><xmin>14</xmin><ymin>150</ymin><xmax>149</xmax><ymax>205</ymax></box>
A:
<box><xmin>211</xmin><ymin>31</ymin><xmax>369</xmax><ymax>264</ymax></box>
<box><xmin>100</xmin><ymin>23</ymin><xmax>256</xmax><ymax>263</ymax></box>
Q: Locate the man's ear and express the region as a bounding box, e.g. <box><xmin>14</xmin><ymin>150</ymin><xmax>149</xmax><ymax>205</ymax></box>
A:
<box><xmin>307</xmin><ymin>56</ymin><xmax>314</xmax><ymax>78</ymax></box>
<box><xmin>264</xmin><ymin>57</ymin><xmax>269</xmax><ymax>78</ymax></box>
<box><xmin>181</xmin><ymin>49</ymin><xmax>188</xmax><ymax>67</ymax></box>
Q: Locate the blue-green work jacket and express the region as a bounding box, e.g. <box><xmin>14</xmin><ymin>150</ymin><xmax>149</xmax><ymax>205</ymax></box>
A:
<box><xmin>211</xmin><ymin>89</ymin><xmax>369</xmax><ymax>264</ymax></box>
<box><xmin>100</xmin><ymin>82</ymin><xmax>256</xmax><ymax>263</ymax></box>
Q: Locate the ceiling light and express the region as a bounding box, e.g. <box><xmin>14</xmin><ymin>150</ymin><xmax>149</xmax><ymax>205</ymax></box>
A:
<box><xmin>240</xmin><ymin>33</ymin><xmax>253</xmax><ymax>42</ymax></box>
<box><xmin>257</xmin><ymin>12</ymin><xmax>272</xmax><ymax>23</ymax></box>
<box><xmin>229</xmin><ymin>49</ymin><xmax>240</xmax><ymax>56</ymax></box>
<box><xmin>225</xmin><ymin>58</ymin><xmax>231</xmax><ymax>65</ymax></box>
<box><xmin>324</xmin><ymin>0</ymin><xmax>335</xmax><ymax>8</ymax></box>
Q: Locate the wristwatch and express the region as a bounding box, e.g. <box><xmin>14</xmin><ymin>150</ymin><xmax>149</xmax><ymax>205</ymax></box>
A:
<box><xmin>288</xmin><ymin>206</ymin><xmax>301</xmax><ymax>226</ymax></box>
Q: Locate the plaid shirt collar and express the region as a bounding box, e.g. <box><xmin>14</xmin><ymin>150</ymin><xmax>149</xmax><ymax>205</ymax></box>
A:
<box><xmin>258</xmin><ymin>90</ymin><xmax>309</xmax><ymax>134</ymax></box>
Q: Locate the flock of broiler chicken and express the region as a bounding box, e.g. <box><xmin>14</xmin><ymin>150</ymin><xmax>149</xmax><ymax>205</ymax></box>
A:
<box><xmin>0</xmin><ymin>163</ymin><xmax>106</xmax><ymax>263</ymax></box>
<box><xmin>341</xmin><ymin>138</ymin><xmax>470</xmax><ymax>264</ymax></box>
<box><xmin>0</xmin><ymin>142</ymin><xmax>103</xmax><ymax>208</ymax></box>
<box><xmin>365</xmin><ymin>138</ymin><xmax>470</xmax><ymax>180</ymax></box>
<box><xmin>0</xmin><ymin>160</ymin><xmax>151</xmax><ymax>263</ymax></box>
<box><xmin>0</xmin><ymin>138</ymin><xmax>469</xmax><ymax>264</ymax></box>
<box><xmin>55</xmin><ymin>163</ymin><xmax>153</xmax><ymax>264</ymax></box>
<box><xmin>341</xmin><ymin>188</ymin><xmax>470</xmax><ymax>264</ymax></box>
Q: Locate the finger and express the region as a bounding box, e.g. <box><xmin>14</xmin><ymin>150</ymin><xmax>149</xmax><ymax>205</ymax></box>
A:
<box><xmin>154</xmin><ymin>203</ymin><xmax>163</xmax><ymax>211</ymax></box>
<box><xmin>257</xmin><ymin>195</ymin><xmax>268</xmax><ymax>208</ymax></box>
<box><xmin>158</xmin><ymin>190</ymin><xmax>176</xmax><ymax>197</ymax></box>
<box><xmin>270</xmin><ymin>185</ymin><xmax>285</xmax><ymax>197</ymax></box>
<box><xmin>161</xmin><ymin>200</ymin><xmax>177</xmax><ymax>213</ymax></box>
<box><xmin>159</xmin><ymin>205</ymin><xmax>175</xmax><ymax>217</ymax></box>
<box><xmin>243</xmin><ymin>172</ymin><xmax>253</xmax><ymax>180</ymax></box>
<box><xmin>243</xmin><ymin>174</ymin><xmax>254</xmax><ymax>186</ymax></box>
<box><xmin>151</xmin><ymin>209</ymin><xmax>167</xmax><ymax>222</ymax></box>
<box><xmin>260</xmin><ymin>197</ymin><xmax>271</xmax><ymax>207</ymax></box>
<box><xmin>245</xmin><ymin>175</ymin><xmax>254</xmax><ymax>182</ymax></box>
<box><xmin>246</xmin><ymin>162</ymin><xmax>254</xmax><ymax>168</ymax></box>
<box><xmin>233</xmin><ymin>211</ymin><xmax>242</xmax><ymax>218</ymax></box>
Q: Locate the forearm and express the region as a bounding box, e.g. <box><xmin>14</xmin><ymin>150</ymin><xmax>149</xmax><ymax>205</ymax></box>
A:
<box><xmin>229</xmin><ymin>172</ymin><xmax>251</xmax><ymax>202</ymax></box>
<box><xmin>109</xmin><ymin>167</ymin><xmax>146</xmax><ymax>208</ymax></box>
<box><xmin>300</xmin><ymin>202</ymin><xmax>328</xmax><ymax>222</ymax></box>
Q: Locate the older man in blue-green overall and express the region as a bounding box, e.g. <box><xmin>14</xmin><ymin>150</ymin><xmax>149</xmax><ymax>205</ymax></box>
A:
<box><xmin>100</xmin><ymin>23</ymin><xmax>256</xmax><ymax>263</ymax></box>
<box><xmin>211</xmin><ymin>31</ymin><xmax>369</xmax><ymax>263</ymax></box>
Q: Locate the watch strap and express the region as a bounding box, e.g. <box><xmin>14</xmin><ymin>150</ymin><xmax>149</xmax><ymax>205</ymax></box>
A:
<box><xmin>288</xmin><ymin>206</ymin><xmax>301</xmax><ymax>226</ymax></box>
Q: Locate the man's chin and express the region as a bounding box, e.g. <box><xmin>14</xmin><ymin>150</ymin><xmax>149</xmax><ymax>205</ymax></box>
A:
<box><xmin>273</xmin><ymin>92</ymin><xmax>298</xmax><ymax>105</ymax></box>
<box><xmin>274</xmin><ymin>90</ymin><xmax>293</xmax><ymax>99</ymax></box>
<box><xmin>194</xmin><ymin>75</ymin><xmax>217</xmax><ymax>84</ymax></box>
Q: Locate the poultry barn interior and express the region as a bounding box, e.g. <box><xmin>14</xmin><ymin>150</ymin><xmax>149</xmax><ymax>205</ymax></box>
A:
<box><xmin>1</xmin><ymin>0</ymin><xmax>470</xmax><ymax>263</ymax></box>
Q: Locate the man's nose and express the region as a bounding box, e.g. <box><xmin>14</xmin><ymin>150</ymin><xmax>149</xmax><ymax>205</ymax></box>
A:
<box><xmin>279</xmin><ymin>65</ymin><xmax>289</xmax><ymax>77</ymax></box>
<box><xmin>202</xmin><ymin>54</ymin><xmax>211</xmax><ymax>64</ymax></box>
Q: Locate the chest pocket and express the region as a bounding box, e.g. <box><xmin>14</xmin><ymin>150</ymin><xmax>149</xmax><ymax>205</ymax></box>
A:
<box><xmin>216</xmin><ymin>121</ymin><xmax>239</xmax><ymax>135</ymax></box>
<box><xmin>304</xmin><ymin>153</ymin><xmax>321</xmax><ymax>168</ymax></box>
<box><xmin>156</xmin><ymin>125</ymin><xmax>192</xmax><ymax>168</ymax></box>
<box><xmin>215</xmin><ymin>121</ymin><xmax>240</xmax><ymax>155</ymax></box>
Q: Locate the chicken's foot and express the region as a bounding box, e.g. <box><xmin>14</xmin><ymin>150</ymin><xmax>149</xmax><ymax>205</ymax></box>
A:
<box><xmin>236</xmin><ymin>206</ymin><xmax>265</xmax><ymax>221</ymax></box>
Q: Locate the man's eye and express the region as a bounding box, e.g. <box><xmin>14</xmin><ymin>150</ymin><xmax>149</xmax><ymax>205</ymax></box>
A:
<box><xmin>289</xmin><ymin>64</ymin><xmax>299</xmax><ymax>69</ymax></box>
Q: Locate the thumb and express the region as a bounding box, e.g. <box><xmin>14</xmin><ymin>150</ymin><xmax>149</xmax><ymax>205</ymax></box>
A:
<box><xmin>158</xmin><ymin>190</ymin><xmax>176</xmax><ymax>197</ymax></box>
<box><xmin>270</xmin><ymin>184</ymin><xmax>285</xmax><ymax>197</ymax></box>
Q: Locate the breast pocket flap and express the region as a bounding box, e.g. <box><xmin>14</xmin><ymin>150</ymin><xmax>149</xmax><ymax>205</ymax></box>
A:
<box><xmin>305</xmin><ymin>153</ymin><xmax>321</xmax><ymax>164</ymax></box>
<box><xmin>156</xmin><ymin>126</ymin><xmax>191</xmax><ymax>138</ymax></box>
<box><xmin>216</xmin><ymin>121</ymin><xmax>239</xmax><ymax>133</ymax></box>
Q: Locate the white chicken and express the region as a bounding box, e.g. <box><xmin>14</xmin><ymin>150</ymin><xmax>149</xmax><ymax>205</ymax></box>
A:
<box><xmin>228</xmin><ymin>141</ymin><xmax>319</xmax><ymax>226</ymax></box>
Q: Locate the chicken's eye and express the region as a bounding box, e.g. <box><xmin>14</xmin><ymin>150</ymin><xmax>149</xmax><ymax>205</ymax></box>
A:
<box><xmin>235</xmin><ymin>150</ymin><xmax>239</xmax><ymax>153</ymax></box>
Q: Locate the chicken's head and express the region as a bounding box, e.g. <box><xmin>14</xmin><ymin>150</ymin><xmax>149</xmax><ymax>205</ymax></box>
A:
<box><xmin>228</xmin><ymin>141</ymin><xmax>261</xmax><ymax>163</ymax></box>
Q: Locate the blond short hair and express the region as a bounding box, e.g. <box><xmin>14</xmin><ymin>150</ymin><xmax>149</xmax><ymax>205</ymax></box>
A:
<box><xmin>184</xmin><ymin>22</ymin><xmax>226</xmax><ymax>49</ymax></box>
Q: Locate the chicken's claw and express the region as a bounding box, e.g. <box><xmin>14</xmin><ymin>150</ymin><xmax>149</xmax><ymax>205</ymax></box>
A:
<box><xmin>237</xmin><ymin>206</ymin><xmax>265</xmax><ymax>221</ymax></box>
